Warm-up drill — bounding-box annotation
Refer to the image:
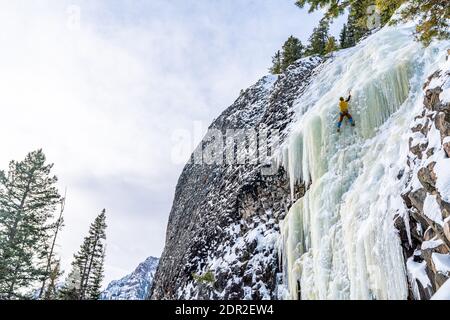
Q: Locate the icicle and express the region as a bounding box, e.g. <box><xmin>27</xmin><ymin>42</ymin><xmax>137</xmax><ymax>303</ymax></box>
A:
<box><xmin>287</xmin><ymin>131</ymin><xmax>303</xmax><ymax>199</ymax></box>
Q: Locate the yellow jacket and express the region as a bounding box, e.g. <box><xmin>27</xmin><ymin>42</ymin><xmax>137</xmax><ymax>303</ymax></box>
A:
<box><xmin>339</xmin><ymin>100</ymin><xmax>349</xmax><ymax>113</ymax></box>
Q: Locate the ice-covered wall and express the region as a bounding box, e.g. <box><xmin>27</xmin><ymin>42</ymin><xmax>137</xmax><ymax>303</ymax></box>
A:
<box><xmin>278</xmin><ymin>22</ymin><xmax>449</xmax><ymax>300</ymax></box>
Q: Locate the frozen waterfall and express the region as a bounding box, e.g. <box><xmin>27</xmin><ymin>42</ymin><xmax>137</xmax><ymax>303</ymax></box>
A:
<box><xmin>278</xmin><ymin>22</ymin><xmax>449</xmax><ymax>300</ymax></box>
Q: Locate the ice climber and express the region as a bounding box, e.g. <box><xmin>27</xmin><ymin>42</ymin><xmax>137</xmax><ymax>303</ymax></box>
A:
<box><xmin>337</xmin><ymin>91</ymin><xmax>355</xmax><ymax>133</ymax></box>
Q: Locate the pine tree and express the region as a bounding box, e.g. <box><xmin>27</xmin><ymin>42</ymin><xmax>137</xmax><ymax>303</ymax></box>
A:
<box><xmin>59</xmin><ymin>209</ymin><xmax>107</xmax><ymax>300</ymax></box>
<box><xmin>78</xmin><ymin>210</ymin><xmax>106</xmax><ymax>299</ymax></box>
<box><xmin>349</xmin><ymin>0</ymin><xmax>371</xmax><ymax>42</ymax></box>
<box><xmin>295</xmin><ymin>0</ymin><xmax>449</xmax><ymax>46</ymax></box>
<box><xmin>269</xmin><ymin>50</ymin><xmax>282</xmax><ymax>74</ymax></box>
<box><xmin>0</xmin><ymin>150</ymin><xmax>61</xmax><ymax>299</ymax></box>
<box><xmin>59</xmin><ymin>266</ymin><xmax>81</xmax><ymax>300</ymax></box>
<box><xmin>394</xmin><ymin>0</ymin><xmax>450</xmax><ymax>46</ymax></box>
<box><xmin>43</xmin><ymin>260</ymin><xmax>62</xmax><ymax>300</ymax></box>
<box><xmin>87</xmin><ymin>247</ymin><xmax>105</xmax><ymax>300</ymax></box>
<box><xmin>345</xmin><ymin>11</ymin><xmax>358</xmax><ymax>47</ymax></box>
<box><xmin>339</xmin><ymin>23</ymin><xmax>348</xmax><ymax>48</ymax></box>
<box><xmin>325</xmin><ymin>36</ymin><xmax>338</xmax><ymax>54</ymax></box>
<box><xmin>339</xmin><ymin>7</ymin><xmax>369</xmax><ymax>48</ymax></box>
<box><xmin>295</xmin><ymin>0</ymin><xmax>347</xmax><ymax>17</ymax></box>
<box><xmin>38</xmin><ymin>190</ymin><xmax>66</xmax><ymax>299</ymax></box>
<box><xmin>376</xmin><ymin>0</ymin><xmax>404</xmax><ymax>25</ymax></box>
<box><xmin>269</xmin><ymin>36</ymin><xmax>304</xmax><ymax>75</ymax></box>
<box><xmin>306</xmin><ymin>17</ymin><xmax>330</xmax><ymax>56</ymax></box>
<box><xmin>281</xmin><ymin>36</ymin><xmax>304</xmax><ymax>71</ymax></box>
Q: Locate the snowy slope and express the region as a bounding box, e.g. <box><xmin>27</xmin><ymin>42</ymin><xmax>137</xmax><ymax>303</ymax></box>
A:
<box><xmin>431</xmin><ymin>279</ymin><xmax>450</xmax><ymax>300</ymax></box>
<box><xmin>277</xmin><ymin>21</ymin><xmax>449</xmax><ymax>299</ymax></box>
<box><xmin>100</xmin><ymin>257</ymin><xmax>159</xmax><ymax>300</ymax></box>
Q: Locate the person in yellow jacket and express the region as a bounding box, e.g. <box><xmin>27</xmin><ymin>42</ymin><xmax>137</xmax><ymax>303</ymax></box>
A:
<box><xmin>337</xmin><ymin>91</ymin><xmax>355</xmax><ymax>132</ymax></box>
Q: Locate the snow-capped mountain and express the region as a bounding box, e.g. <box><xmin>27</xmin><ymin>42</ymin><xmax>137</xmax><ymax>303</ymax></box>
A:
<box><xmin>101</xmin><ymin>257</ymin><xmax>159</xmax><ymax>300</ymax></box>
<box><xmin>151</xmin><ymin>20</ymin><xmax>450</xmax><ymax>300</ymax></box>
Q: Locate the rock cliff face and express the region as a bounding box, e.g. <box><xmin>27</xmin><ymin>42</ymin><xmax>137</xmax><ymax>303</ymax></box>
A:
<box><xmin>151</xmin><ymin>57</ymin><xmax>322</xmax><ymax>300</ymax></box>
<box><xmin>397</xmin><ymin>61</ymin><xmax>450</xmax><ymax>299</ymax></box>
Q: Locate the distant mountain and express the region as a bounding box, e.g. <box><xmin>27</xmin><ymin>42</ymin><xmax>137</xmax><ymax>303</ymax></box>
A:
<box><xmin>100</xmin><ymin>257</ymin><xmax>159</xmax><ymax>300</ymax></box>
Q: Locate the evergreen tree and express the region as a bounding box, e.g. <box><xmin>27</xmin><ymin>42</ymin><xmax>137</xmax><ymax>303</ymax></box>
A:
<box><xmin>394</xmin><ymin>0</ymin><xmax>450</xmax><ymax>46</ymax></box>
<box><xmin>349</xmin><ymin>0</ymin><xmax>371</xmax><ymax>42</ymax></box>
<box><xmin>295</xmin><ymin>0</ymin><xmax>449</xmax><ymax>46</ymax></box>
<box><xmin>336</xmin><ymin>0</ymin><xmax>373</xmax><ymax>48</ymax></box>
<box><xmin>269</xmin><ymin>36</ymin><xmax>304</xmax><ymax>75</ymax></box>
<box><xmin>281</xmin><ymin>36</ymin><xmax>304</xmax><ymax>71</ymax></box>
<box><xmin>306</xmin><ymin>18</ymin><xmax>330</xmax><ymax>56</ymax></box>
<box><xmin>345</xmin><ymin>10</ymin><xmax>358</xmax><ymax>47</ymax></box>
<box><xmin>59</xmin><ymin>266</ymin><xmax>81</xmax><ymax>300</ymax></box>
<box><xmin>87</xmin><ymin>247</ymin><xmax>105</xmax><ymax>300</ymax></box>
<box><xmin>59</xmin><ymin>209</ymin><xmax>107</xmax><ymax>300</ymax></box>
<box><xmin>38</xmin><ymin>190</ymin><xmax>66</xmax><ymax>299</ymax></box>
<box><xmin>339</xmin><ymin>23</ymin><xmax>348</xmax><ymax>48</ymax></box>
<box><xmin>269</xmin><ymin>50</ymin><xmax>282</xmax><ymax>74</ymax></box>
<box><xmin>376</xmin><ymin>0</ymin><xmax>405</xmax><ymax>25</ymax></box>
<box><xmin>0</xmin><ymin>150</ymin><xmax>61</xmax><ymax>299</ymax></box>
<box><xmin>325</xmin><ymin>36</ymin><xmax>338</xmax><ymax>54</ymax></box>
<box><xmin>43</xmin><ymin>260</ymin><xmax>62</xmax><ymax>300</ymax></box>
<box><xmin>295</xmin><ymin>0</ymin><xmax>347</xmax><ymax>17</ymax></box>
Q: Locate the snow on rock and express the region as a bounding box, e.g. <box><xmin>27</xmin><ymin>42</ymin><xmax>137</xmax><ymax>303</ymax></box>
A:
<box><xmin>435</xmin><ymin>158</ymin><xmax>450</xmax><ymax>202</ymax></box>
<box><xmin>437</xmin><ymin>59</ymin><xmax>450</xmax><ymax>104</ymax></box>
<box><xmin>442</xmin><ymin>86</ymin><xmax>450</xmax><ymax>105</ymax></box>
<box><xmin>421</xmin><ymin>239</ymin><xmax>443</xmax><ymax>250</ymax></box>
<box><xmin>432</xmin><ymin>253</ymin><xmax>450</xmax><ymax>274</ymax></box>
<box><xmin>423</xmin><ymin>194</ymin><xmax>444</xmax><ymax>226</ymax></box>
<box><xmin>430</xmin><ymin>279</ymin><xmax>450</xmax><ymax>300</ymax></box>
<box><xmin>410</xmin><ymin>132</ymin><xmax>427</xmax><ymax>148</ymax></box>
<box><xmin>100</xmin><ymin>257</ymin><xmax>159</xmax><ymax>300</ymax></box>
<box><xmin>407</xmin><ymin>255</ymin><xmax>432</xmax><ymax>299</ymax></box>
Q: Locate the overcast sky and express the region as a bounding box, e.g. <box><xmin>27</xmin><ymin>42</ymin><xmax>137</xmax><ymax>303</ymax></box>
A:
<box><xmin>0</xmin><ymin>0</ymin><xmax>344</xmax><ymax>287</ymax></box>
